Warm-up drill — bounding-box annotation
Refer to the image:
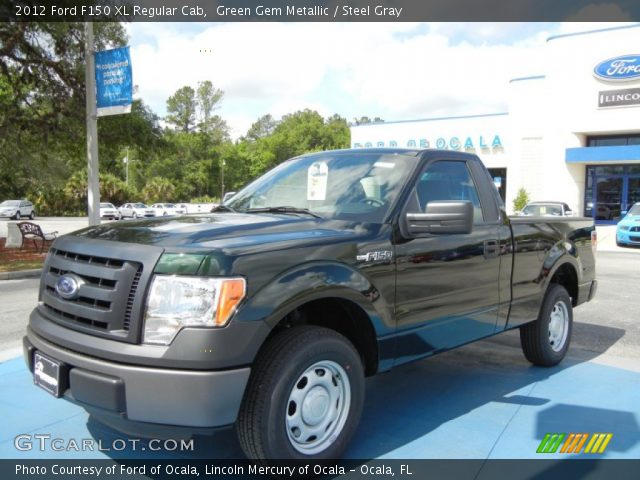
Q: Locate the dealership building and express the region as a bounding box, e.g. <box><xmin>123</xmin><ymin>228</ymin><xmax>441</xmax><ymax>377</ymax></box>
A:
<box><xmin>350</xmin><ymin>24</ymin><xmax>640</xmax><ymax>223</ymax></box>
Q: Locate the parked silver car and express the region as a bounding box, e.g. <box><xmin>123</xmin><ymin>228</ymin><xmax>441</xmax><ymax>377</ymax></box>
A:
<box><xmin>0</xmin><ymin>199</ymin><xmax>35</xmax><ymax>220</ymax></box>
<box><xmin>519</xmin><ymin>202</ymin><xmax>574</xmax><ymax>217</ymax></box>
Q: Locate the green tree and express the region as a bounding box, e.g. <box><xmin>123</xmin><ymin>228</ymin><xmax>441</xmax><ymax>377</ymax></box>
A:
<box><xmin>166</xmin><ymin>86</ymin><xmax>197</xmax><ymax>132</ymax></box>
<box><xmin>513</xmin><ymin>187</ymin><xmax>530</xmax><ymax>212</ymax></box>
<box><xmin>141</xmin><ymin>177</ymin><xmax>177</xmax><ymax>204</ymax></box>
<box><xmin>246</xmin><ymin>114</ymin><xmax>277</xmax><ymax>141</ymax></box>
<box><xmin>196</xmin><ymin>80</ymin><xmax>224</xmax><ymax>133</ymax></box>
<box><xmin>0</xmin><ymin>22</ymin><xmax>127</xmax><ymax>200</ymax></box>
<box><xmin>352</xmin><ymin>116</ymin><xmax>384</xmax><ymax>125</ymax></box>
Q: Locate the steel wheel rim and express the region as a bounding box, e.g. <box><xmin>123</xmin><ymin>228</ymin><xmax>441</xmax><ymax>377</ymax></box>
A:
<box><xmin>548</xmin><ymin>300</ymin><xmax>569</xmax><ymax>352</ymax></box>
<box><xmin>285</xmin><ymin>360</ymin><xmax>351</xmax><ymax>455</ymax></box>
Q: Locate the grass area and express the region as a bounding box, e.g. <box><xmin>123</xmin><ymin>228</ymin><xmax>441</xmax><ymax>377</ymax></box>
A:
<box><xmin>0</xmin><ymin>258</ymin><xmax>44</xmax><ymax>272</ymax></box>
<box><xmin>0</xmin><ymin>238</ymin><xmax>46</xmax><ymax>272</ymax></box>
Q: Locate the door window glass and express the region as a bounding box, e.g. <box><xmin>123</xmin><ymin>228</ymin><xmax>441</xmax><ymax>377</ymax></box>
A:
<box><xmin>416</xmin><ymin>161</ymin><xmax>484</xmax><ymax>223</ymax></box>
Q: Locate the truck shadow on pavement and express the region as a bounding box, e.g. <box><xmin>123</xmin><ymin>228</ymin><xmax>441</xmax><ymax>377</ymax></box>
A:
<box><xmin>84</xmin><ymin>323</ymin><xmax>630</xmax><ymax>460</ymax></box>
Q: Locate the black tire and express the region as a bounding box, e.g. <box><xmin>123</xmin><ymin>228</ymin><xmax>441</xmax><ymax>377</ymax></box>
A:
<box><xmin>15</xmin><ymin>211</ymin><xmax>21</xmax><ymax>220</ymax></box>
<box><xmin>520</xmin><ymin>284</ymin><xmax>573</xmax><ymax>366</ymax></box>
<box><xmin>236</xmin><ymin>326</ymin><xmax>365</xmax><ymax>460</ymax></box>
<box><xmin>29</xmin><ymin>211</ymin><xmax>35</xmax><ymax>220</ymax></box>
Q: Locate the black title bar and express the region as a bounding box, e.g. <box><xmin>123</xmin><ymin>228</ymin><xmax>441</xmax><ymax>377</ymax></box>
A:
<box><xmin>3</xmin><ymin>0</ymin><xmax>640</xmax><ymax>22</ymax></box>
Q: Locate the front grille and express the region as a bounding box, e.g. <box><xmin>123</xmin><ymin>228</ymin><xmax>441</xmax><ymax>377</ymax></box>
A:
<box><xmin>629</xmin><ymin>226</ymin><xmax>640</xmax><ymax>233</ymax></box>
<box><xmin>123</xmin><ymin>265</ymin><xmax>143</xmax><ymax>331</ymax></box>
<box><xmin>42</xmin><ymin>247</ymin><xmax>144</xmax><ymax>341</ymax></box>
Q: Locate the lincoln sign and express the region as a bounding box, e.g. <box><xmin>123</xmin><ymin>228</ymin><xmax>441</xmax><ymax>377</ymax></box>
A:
<box><xmin>599</xmin><ymin>87</ymin><xmax>640</xmax><ymax>108</ymax></box>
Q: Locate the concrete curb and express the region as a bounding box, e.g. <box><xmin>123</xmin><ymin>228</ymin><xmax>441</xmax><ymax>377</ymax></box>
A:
<box><xmin>0</xmin><ymin>269</ymin><xmax>42</xmax><ymax>280</ymax></box>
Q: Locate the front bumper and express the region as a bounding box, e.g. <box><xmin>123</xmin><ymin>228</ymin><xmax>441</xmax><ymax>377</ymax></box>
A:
<box><xmin>24</xmin><ymin>330</ymin><xmax>250</xmax><ymax>429</ymax></box>
<box><xmin>616</xmin><ymin>228</ymin><xmax>640</xmax><ymax>245</ymax></box>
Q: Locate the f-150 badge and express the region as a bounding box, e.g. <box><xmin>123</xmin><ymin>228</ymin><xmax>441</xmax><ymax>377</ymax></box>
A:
<box><xmin>356</xmin><ymin>251</ymin><xmax>393</xmax><ymax>262</ymax></box>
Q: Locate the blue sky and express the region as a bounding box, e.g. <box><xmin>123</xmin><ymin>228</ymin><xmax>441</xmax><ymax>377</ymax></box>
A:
<box><xmin>126</xmin><ymin>21</ymin><xmax>638</xmax><ymax>138</ymax></box>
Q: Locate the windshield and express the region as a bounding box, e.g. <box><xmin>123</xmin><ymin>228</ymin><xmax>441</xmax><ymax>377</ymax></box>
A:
<box><xmin>522</xmin><ymin>204</ymin><xmax>563</xmax><ymax>216</ymax></box>
<box><xmin>134</xmin><ymin>203</ymin><xmax>146</xmax><ymax>208</ymax></box>
<box><xmin>100</xmin><ymin>203</ymin><xmax>115</xmax><ymax>208</ymax></box>
<box><xmin>227</xmin><ymin>152</ymin><xmax>419</xmax><ymax>222</ymax></box>
<box><xmin>1</xmin><ymin>200</ymin><xmax>20</xmax><ymax>207</ymax></box>
<box><xmin>627</xmin><ymin>204</ymin><xmax>640</xmax><ymax>216</ymax></box>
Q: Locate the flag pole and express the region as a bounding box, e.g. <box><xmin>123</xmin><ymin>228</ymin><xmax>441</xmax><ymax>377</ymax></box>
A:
<box><xmin>85</xmin><ymin>22</ymin><xmax>100</xmax><ymax>226</ymax></box>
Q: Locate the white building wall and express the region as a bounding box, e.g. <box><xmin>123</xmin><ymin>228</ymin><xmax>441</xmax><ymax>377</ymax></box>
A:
<box><xmin>349</xmin><ymin>24</ymin><xmax>640</xmax><ymax>217</ymax></box>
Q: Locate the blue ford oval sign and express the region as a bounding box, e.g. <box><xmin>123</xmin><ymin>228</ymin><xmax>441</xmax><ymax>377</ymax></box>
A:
<box><xmin>55</xmin><ymin>274</ymin><xmax>81</xmax><ymax>299</ymax></box>
<box><xmin>594</xmin><ymin>55</ymin><xmax>640</xmax><ymax>81</ymax></box>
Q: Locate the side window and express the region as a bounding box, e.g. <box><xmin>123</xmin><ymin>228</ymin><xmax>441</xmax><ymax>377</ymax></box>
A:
<box><xmin>415</xmin><ymin>160</ymin><xmax>484</xmax><ymax>223</ymax></box>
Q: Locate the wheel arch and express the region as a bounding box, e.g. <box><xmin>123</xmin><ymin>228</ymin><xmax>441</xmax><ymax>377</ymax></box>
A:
<box><xmin>262</xmin><ymin>295</ymin><xmax>380</xmax><ymax>376</ymax></box>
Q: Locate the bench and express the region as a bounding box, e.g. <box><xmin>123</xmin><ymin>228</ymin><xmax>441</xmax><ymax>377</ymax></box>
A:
<box><xmin>17</xmin><ymin>222</ymin><xmax>58</xmax><ymax>253</ymax></box>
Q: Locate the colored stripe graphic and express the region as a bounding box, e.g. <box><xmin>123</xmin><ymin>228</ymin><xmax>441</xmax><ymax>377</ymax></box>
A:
<box><xmin>539</xmin><ymin>433</ymin><xmax>613</xmax><ymax>454</ymax></box>
<box><xmin>585</xmin><ymin>433</ymin><xmax>613</xmax><ymax>453</ymax></box>
<box><xmin>561</xmin><ymin>433</ymin><xmax>588</xmax><ymax>453</ymax></box>
<box><xmin>537</xmin><ymin>433</ymin><xmax>565</xmax><ymax>453</ymax></box>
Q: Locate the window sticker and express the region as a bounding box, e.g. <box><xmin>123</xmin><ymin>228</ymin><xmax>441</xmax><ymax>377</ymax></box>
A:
<box><xmin>540</xmin><ymin>206</ymin><xmax>547</xmax><ymax>215</ymax></box>
<box><xmin>307</xmin><ymin>161</ymin><xmax>329</xmax><ymax>201</ymax></box>
<box><xmin>374</xmin><ymin>161</ymin><xmax>395</xmax><ymax>169</ymax></box>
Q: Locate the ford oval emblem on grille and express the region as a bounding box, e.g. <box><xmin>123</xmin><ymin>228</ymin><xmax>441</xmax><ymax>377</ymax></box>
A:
<box><xmin>55</xmin><ymin>274</ymin><xmax>83</xmax><ymax>299</ymax></box>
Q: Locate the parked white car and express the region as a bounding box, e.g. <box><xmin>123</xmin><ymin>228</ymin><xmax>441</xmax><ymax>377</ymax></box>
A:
<box><xmin>177</xmin><ymin>203</ymin><xmax>218</xmax><ymax>214</ymax></box>
<box><xmin>99</xmin><ymin>202</ymin><xmax>121</xmax><ymax>220</ymax></box>
<box><xmin>119</xmin><ymin>202</ymin><xmax>149</xmax><ymax>219</ymax></box>
<box><xmin>0</xmin><ymin>199</ymin><xmax>35</xmax><ymax>220</ymax></box>
<box><xmin>149</xmin><ymin>203</ymin><xmax>186</xmax><ymax>217</ymax></box>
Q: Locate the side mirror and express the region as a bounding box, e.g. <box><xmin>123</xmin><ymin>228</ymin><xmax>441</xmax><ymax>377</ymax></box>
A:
<box><xmin>405</xmin><ymin>200</ymin><xmax>473</xmax><ymax>235</ymax></box>
<box><xmin>621</xmin><ymin>210</ymin><xmax>628</xmax><ymax>216</ymax></box>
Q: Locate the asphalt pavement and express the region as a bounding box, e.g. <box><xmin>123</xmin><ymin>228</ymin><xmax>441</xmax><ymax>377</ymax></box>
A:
<box><xmin>0</xmin><ymin>251</ymin><xmax>638</xmax><ymax>461</ymax></box>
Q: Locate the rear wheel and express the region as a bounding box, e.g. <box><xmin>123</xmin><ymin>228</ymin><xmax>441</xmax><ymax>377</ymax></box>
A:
<box><xmin>15</xmin><ymin>211</ymin><xmax>21</xmax><ymax>220</ymax></box>
<box><xmin>236</xmin><ymin>326</ymin><xmax>364</xmax><ymax>460</ymax></box>
<box><xmin>520</xmin><ymin>284</ymin><xmax>573</xmax><ymax>366</ymax></box>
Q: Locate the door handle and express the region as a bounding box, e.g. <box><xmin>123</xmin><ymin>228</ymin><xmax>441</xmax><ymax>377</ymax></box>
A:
<box><xmin>484</xmin><ymin>239</ymin><xmax>499</xmax><ymax>259</ymax></box>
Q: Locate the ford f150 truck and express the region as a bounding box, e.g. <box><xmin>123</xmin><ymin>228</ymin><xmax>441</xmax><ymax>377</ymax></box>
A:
<box><xmin>24</xmin><ymin>148</ymin><xmax>597</xmax><ymax>460</ymax></box>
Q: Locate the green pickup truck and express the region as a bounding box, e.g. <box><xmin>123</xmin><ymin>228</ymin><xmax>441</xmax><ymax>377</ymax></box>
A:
<box><xmin>24</xmin><ymin>148</ymin><xmax>597</xmax><ymax>460</ymax></box>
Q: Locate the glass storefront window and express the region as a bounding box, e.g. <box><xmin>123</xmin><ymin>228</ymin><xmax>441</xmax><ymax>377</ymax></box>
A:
<box><xmin>585</xmin><ymin>165</ymin><xmax>640</xmax><ymax>222</ymax></box>
<box><xmin>587</xmin><ymin>134</ymin><xmax>640</xmax><ymax>146</ymax></box>
<box><xmin>591</xmin><ymin>166</ymin><xmax>624</xmax><ymax>175</ymax></box>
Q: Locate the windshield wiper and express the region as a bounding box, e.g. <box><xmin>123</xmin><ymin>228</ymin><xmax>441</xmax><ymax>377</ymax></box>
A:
<box><xmin>211</xmin><ymin>204</ymin><xmax>236</xmax><ymax>213</ymax></box>
<box><xmin>245</xmin><ymin>206</ymin><xmax>323</xmax><ymax>219</ymax></box>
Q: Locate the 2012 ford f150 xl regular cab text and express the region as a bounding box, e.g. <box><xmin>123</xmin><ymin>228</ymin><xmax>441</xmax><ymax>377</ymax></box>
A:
<box><xmin>23</xmin><ymin>148</ymin><xmax>597</xmax><ymax>460</ymax></box>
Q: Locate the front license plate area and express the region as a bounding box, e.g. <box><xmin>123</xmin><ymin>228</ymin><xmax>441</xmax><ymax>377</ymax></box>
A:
<box><xmin>34</xmin><ymin>352</ymin><xmax>62</xmax><ymax>397</ymax></box>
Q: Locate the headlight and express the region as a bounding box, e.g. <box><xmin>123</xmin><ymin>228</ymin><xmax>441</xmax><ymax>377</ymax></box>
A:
<box><xmin>619</xmin><ymin>225</ymin><xmax>630</xmax><ymax>231</ymax></box>
<box><xmin>143</xmin><ymin>275</ymin><xmax>246</xmax><ymax>345</ymax></box>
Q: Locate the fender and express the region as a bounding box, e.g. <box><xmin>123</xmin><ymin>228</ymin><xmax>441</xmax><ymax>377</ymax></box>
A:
<box><xmin>537</xmin><ymin>239</ymin><xmax>583</xmax><ymax>294</ymax></box>
<box><xmin>234</xmin><ymin>260</ymin><xmax>393</xmax><ymax>337</ymax></box>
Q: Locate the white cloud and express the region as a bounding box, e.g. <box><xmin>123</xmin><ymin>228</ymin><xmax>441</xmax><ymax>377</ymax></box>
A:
<box><xmin>128</xmin><ymin>22</ymin><xmax>632</xmax><ymax>139</ymax></box>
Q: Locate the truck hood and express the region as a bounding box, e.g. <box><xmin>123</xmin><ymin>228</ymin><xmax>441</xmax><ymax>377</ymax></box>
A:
<box><xmin>71</xmin><ymin>213</ymin><xmax>367</xmax><ymax>251</ymax></box>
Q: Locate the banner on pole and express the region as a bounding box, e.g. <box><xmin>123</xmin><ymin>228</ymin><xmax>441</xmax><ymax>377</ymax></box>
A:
<box><xmin>95</xmin><ymin>46</ymin><xmax>132</xmax><ymax>117</ymax></box>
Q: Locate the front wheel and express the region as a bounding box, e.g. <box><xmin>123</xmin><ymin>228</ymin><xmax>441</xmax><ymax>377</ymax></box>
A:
<box><xmin>15</xmin><ymin>211</ymin><xmax>21</xmax><ymax>220</ymax></box>
<box><xmin>29</xmin><ymin>211</ymin><xmax>35</xmax><ymax>220</ymax></box>
<box><xmin>520</xmin><ymin>284</ymin><xmax>573</xmax><ymax>366</ymax></box>
<box><xmin>236</xmin><ymin>326</ymin><xmax>364</xmax><ymax>460</ymax></box>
